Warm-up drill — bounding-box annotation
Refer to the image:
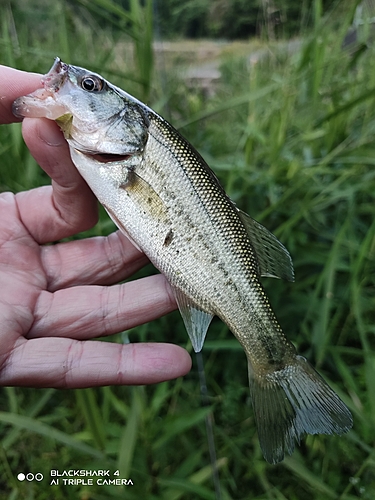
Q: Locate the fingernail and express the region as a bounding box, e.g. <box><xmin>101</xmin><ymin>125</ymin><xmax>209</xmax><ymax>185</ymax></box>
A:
<box><xmin>38</xmin><ymin>121</ymin><xmax>65</xmax><ymax>147</ymax></box>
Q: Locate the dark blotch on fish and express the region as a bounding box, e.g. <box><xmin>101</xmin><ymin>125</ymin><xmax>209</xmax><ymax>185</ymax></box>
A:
<box><xmin>163</xmin><ymin>229</ymin><xmax>174</xmax><ymax>247</ymax></box>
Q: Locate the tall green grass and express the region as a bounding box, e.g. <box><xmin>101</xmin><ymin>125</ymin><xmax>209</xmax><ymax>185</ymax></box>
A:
<box><xmin>1</xmin><ymin>0</ymin><xmax>375</xmax><ymax>499</ymax></box>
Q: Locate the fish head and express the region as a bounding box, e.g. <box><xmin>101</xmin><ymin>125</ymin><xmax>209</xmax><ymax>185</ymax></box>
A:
<box><xmin>13</xmin><ymin>57</ymin><xmax>149</xmax><ymax>157</ymax></box>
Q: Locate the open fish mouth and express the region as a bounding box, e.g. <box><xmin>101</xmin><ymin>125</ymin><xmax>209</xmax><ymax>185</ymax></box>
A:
<box><xmin>41</xmin><ymin>57</ymin><xmax>69</xmax><ymax>93</ymax></box>
<box><xmin>12</xmin><ymin>58</ymin><xmax>69</xmax><ymax>120</ymax></box>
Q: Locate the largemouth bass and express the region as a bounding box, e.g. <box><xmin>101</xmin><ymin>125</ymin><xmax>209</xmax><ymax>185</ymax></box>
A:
<box><xmin>13</xmin><ymin>58</ymin><xmax>352</xmax><ymax>464</ymax></box>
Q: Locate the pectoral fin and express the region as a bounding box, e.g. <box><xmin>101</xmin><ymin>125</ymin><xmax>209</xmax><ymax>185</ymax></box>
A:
<box><xmin>238</xmin><ymin>210</ymin><xmax>294</xmax><ymax>282</ymax></box>
<box><xmin>173</xmin><ymin>287</ymin><xmax>214</xmax><ymax>352</ymax></box>
<box><xmin>120</xmin><ymin>170</ymin><xmax>169</xmax><ymax>221</ymax></box>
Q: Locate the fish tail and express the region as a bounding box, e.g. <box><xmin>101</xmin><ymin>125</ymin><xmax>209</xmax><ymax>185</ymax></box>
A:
<box><xmin>248</xmin><ymin>355</ymin><xmax>353</xmax><ymax>464</ymax></box>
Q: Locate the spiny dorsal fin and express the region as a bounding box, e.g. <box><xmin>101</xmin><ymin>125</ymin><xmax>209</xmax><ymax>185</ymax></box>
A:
<box><xmin>238</xmin><ymin>209</ymin><xmax>294</xmax><ymax>282</ymax></box>
<box><xmin>173</xmin><ymin>287</ymin><xmax>214</xmax><ymax>352</ymax></box>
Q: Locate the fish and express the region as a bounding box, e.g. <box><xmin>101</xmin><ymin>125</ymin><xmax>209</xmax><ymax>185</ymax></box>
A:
<box><xmin>13</xmin><ymin>58</ymin><xmax>352</xmax><ymax>464</ymax></box>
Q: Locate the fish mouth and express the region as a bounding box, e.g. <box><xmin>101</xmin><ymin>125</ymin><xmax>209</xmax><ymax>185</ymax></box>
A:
<box><xmin>41</xmin><ymin>57</ymin><xmax>69</xmax><ymax>93</ymax></box>
<box><xmin>12</xmin><ymin>57</ymin><xmax>69</xmax><ymax>119</ymax></box>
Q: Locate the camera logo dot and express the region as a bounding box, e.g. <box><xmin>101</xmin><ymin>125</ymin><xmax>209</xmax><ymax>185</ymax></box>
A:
<box><xmin>17</xmin><ymin>472</ymin><xmax>43</xmax><ymax>482</ymax></box>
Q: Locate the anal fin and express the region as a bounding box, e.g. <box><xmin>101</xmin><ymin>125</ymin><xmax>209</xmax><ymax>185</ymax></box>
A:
<box><xmin>173</xmin><ymin>287</ymin><xmax>214</xmax><ymax>352</ymax></box>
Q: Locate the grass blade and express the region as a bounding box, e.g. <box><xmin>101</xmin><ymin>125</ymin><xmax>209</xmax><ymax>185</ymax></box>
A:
<box><xmin>0</xmin><ymin>412</ymin><xmax>105</xmax><ymax>459</ymax></box>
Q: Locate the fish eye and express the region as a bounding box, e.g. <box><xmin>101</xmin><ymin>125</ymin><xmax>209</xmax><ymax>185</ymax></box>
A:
<box><xmin>81</xmin><ymin>76</ymin><xmax>103</xmax><ymax>92</ymax></box>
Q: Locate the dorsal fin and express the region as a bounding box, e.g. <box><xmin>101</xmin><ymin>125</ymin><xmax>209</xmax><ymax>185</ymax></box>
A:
<box><xmin>238</xmin><ymin>210</ymin><xmax>294</xmax><ymax>282</ymax></box>
<box><xmin>173</xmin><ymin>287</ymin><xmax>214</xmax><ymax>352</ymax></box>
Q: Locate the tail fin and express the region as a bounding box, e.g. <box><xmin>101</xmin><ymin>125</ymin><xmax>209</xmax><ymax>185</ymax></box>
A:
<box><xmin>248</xmin><ymin>355</ymin><xmax>353</xmax><ymax>464</ymax></box>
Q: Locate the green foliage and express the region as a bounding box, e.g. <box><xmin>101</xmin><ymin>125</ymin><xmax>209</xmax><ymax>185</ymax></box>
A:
<box><xmin>1</xmin><ymin>0</ymin><xmax>375</xmax><ymax>499</ymax></box>
<box><xmin>72</xmin><ymin>0</ymin><xmax>154</xmax><ymax>100</ymax></box>
<box><xmin>154</xmin><ymin>0</ymin><xmax>340</xmax><ymax>40</ymax></box>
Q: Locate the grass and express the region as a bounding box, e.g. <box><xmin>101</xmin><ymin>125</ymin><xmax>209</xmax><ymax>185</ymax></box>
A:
<box><xmin>1</xmin><ymin>0</ymin><xmax>375</xmax><ymax>498</ymax></box>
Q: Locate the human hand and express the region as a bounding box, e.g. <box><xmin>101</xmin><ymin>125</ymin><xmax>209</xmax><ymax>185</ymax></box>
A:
<box><xmin>0</xmin><ymin>65</ymin><xmax>191</xmax><ymax>388</ymax></box>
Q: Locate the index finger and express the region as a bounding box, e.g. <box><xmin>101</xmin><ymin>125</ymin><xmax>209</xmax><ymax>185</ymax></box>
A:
<box><xmin>0</xmin><ymin>65</ymin><xmax>41</xmax><ymax>124</ymax></box>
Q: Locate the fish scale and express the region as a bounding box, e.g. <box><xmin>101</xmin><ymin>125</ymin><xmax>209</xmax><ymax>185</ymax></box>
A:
<box><xmin>144</xmin><ymin>116</ymin><xmax>267</xmax><ymax>337</ymax></box>
<box><xmin>146</xmin><ymin>119</ymin><xmax>258</xmax><ymax>276</ymax></box>
<box><xmin>13</xmin><ymin>57</ymin><xmax>353</xmax><ymax>464</ymax></box>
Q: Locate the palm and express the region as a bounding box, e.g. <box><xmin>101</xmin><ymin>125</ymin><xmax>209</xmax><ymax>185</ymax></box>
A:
<box><xmin>0</xmin><ymin>65</ymin><xmax>191</xmax><ymax>387</ymax></box>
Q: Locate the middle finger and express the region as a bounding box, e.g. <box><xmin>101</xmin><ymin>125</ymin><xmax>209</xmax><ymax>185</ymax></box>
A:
<box><xmin>41</xmin><ymin>230</ymin><xmax>148</xmax><ymax>291</ymax></box>
<box><xmin>28</xmin><ymin>274</ymin><xmax>176</xmax><ymax>340</ymax></box>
